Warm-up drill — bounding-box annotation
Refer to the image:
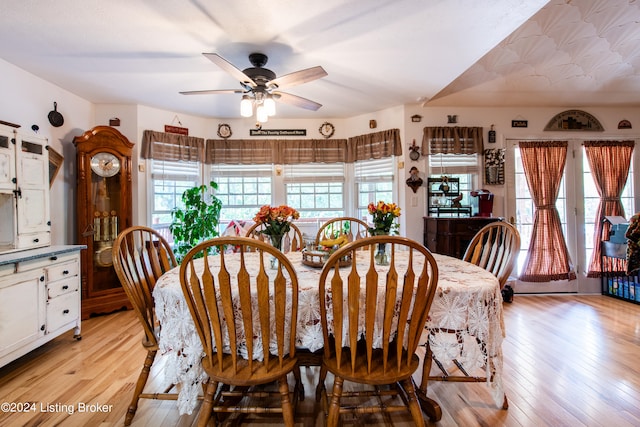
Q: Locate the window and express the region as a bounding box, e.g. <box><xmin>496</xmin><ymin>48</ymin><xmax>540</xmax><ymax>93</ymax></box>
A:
<box><xmin>211</xmin><ymin>164</ymin><xmax>272</xmax><ymax>221</ymax></box>
<box><xmin>150</xmin><ymin>159</ymin><xmax>201</xmax><ymax>241</ymax></box>
<box><xmin>284</xmin><ymin>163</ymin><xmax>345</xmax><ymax>219</ymax></box>
<box><xmin>428</xmin><ymin>153</ymin><xmax>478</xmax><ymax>208</ymax></box>
<box><xmin>355</xmin><ymin>157</ymin><xmax>394</xmax><ymax>220</ymax></box>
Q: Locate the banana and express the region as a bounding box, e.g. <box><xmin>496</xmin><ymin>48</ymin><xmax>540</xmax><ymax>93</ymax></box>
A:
<box><xmin>320</xmin><ymin>235</ymin><xmax>348</xmax><ymax>248</ymax></box>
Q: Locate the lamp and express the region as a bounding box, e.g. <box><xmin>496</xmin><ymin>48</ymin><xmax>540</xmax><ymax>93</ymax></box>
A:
<box><xmin>240</xmin><ymin>95</ymin><xmax>252</xmax><ymax>117</ymax></box>
<box><xmin>239</xmin><ymin>91</ymin><xmax>276</xmax><ymax>123</ymax></box>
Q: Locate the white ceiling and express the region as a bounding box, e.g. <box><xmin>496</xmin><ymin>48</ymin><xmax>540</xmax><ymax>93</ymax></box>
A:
<box><xmin>1</xmin><ymin>0</ymin><xmax>637</xmax><ymax>120</ymax></box>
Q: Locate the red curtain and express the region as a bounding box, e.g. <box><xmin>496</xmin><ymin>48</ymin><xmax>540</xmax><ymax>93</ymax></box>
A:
<box><xmin>584</xmin><ymin>141</ymin><xmax>635</xmax><ymax>277</ymax></box>
<box><xmin>518</xmin><ymin>141</ymin><xmax>576</xmax><ymax>282</ymax></box>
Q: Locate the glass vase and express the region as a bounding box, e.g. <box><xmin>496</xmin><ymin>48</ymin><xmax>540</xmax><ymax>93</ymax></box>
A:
<box><xmin>375</xmin><ymin>242</ymin><xmax>390</xmax><ymax>266</ymax></box>
<box><xmin>370</xmin><ymin>230</ymin><xmax>390</xmax><ymax>266</ymax></box>
<box><xmin>269</xmin><ymin>233</ymin><xmax>284</xmax><ymax>269</ymax></box>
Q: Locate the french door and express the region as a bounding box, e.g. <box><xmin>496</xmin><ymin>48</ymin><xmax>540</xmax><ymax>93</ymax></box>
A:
<box><xmin>505</xmin><ymin>139</ymin><xmax>635</xmax><ymax>294</ymax></box>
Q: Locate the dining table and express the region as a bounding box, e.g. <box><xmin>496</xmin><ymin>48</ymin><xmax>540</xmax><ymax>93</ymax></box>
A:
<box><xmin>152</xmin><ymin>249</ymin><xmax>505</xmax><ymax>416</ymax></box>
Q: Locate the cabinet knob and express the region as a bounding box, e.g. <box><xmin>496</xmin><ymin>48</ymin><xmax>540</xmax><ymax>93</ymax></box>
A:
<box><xmin>62</xmin><ymin>285</ymin><xmax>69</xmax><ymax>290</ymax></box>
<box><xmin>63</xmin><ymin>270</ymin><xmax>69</xmax><ymax>275</ymax></box>
<box><xmin>40</xmin><ymin>276</ymin><xmax>45</xmax><ymax>282</ymax></box>
<box><xmin>63</xmin><ymin>309</ymin><xmax>70</xmax><ymax>315</ymax></box>
<box><xmin>40</xmin><ymin>325</ymin><xmax>45</xmax><ymax>331</ymax></box>
<box><xmin>50</xmin><ymin>256</ymin><xmax>58</xmax><ymax>261</ymax></box>
<box><xmin>33</xmin><ymin>238</ymin><xmax>39</xmax><ymax>243</ymax></box>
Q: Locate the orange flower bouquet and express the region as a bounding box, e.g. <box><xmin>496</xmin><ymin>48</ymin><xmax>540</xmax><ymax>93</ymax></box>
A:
<box><xmin>367</xmin><ymin>201</ymin><xmax>401</xmax><ymax>236</ymax></box>
<box><xmin>253</xmin><ymin>204</ymin><xmax>300</xmax><ymax>249</ymax></box>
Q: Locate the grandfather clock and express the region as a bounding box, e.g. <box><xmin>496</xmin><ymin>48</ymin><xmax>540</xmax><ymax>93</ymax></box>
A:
<box><xmin>74</xmin><ymin>126</ymin><xmax>133</xmax><ymax>319</ymax></box>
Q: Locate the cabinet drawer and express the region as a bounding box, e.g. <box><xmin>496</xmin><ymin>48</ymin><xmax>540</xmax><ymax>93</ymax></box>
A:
<box><xmin>47</xmin><ymin>276</ymin><xmax>78</xmax><ymax>299</ymax></box>
<box><xmin>46</xmin><ymin>260</ymin><xmax>79</xmax><ymax>282</ymax></box>
<box><xmin>47</xmin><ymin>291</ymin><xmax>79</xmax><ymax>333</ymax></box>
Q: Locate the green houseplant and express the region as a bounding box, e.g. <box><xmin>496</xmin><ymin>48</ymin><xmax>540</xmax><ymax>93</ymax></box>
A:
<box><xmin>170</xmin><ymin>181</ymin><xmax>222</xmax><ymax>261</ymax></box>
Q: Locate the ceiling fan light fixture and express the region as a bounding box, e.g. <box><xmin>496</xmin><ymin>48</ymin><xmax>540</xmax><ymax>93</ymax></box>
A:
<box><xmin>240</xmin><ymin>95</ymin><xmax>253</xmax><ymax>117</ymax></box>
<box><xmin>264</xmin><ymin>95</ymin><xmax>276</xmax><ymax>116</ymax></box>
<box><xmin>256</xmin><ymin>105</ymin><xmax>269</xmax><ymax>123</ymax></box>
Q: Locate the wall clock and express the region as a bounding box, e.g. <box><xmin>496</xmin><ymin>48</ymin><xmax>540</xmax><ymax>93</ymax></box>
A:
<box><xmin>73</xmin><ymin>126</ymin><xmax>133</xmax><ymax>319</ymax></box>
<box><xmin>217</xmin><ymin>123</ymin><xmax>232</xmax><ymax>139</ymax></box>
<box><xmin>409</xmin><ymin>139</ymin><xmax>421</xmax><ymax>160</ymax></box>
<box><xmin>319</xmin><ymin>122</ymin><xmax>335</xmax><ymax>139</ymax></box>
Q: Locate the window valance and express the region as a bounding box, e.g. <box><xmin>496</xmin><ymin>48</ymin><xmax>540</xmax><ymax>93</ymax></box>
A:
<box><xmin>205</xmin><ymin>139</ymin><xmax>279</xmax><ymax>165</ymax></box>
<box><xmin>141</xmin><ymin>130</ymin><xmax>204</xmax><ymax>162</ymax></box>
<box><xmin>143</xmin><ymin>128</ymin><xmax>401</xmax><ymax>165</ymax></box>
<box><xmin>422</xmin><ymin>126</ymin><xmax>484</xmax><ymax>155</ymax></box>
<box><xmin>204</xmin><ymin>139</ymin><xmax>348</xmax><ymax>165</ymax></box>
<box><xmin>205</xmin><ymin>128</ymin><xmax>401</xmax><ymax>165</ymax></box>
<box><xmin>347</xmin><ymin>128</ymin><xmax>403</xmax><ymax>162</ymax></box>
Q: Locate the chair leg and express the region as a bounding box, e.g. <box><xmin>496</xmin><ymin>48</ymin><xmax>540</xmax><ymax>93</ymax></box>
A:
<box><xmin>197</xmin><ymin>380</ymin><xmax>217</xmax><ymax>427</ymax></box>
<box><xmin>401</xmin><ymin>378</ymin><xmax>425</xmax><ymax>427</ymax></box>
<box><xmin>326</xmin><ymin>376</ymin><xmax>343</xmax><ymax>427</ymax></box>
<box><xmin>125</xmin><ymin>349</ymin><xmax>156</xmax><ymax>426</ymax></box>
<box><xmin>292</xmin><ymin>365</ymin><xmax>304</xmax><ymax>401</ymax></box>
<box><xmin>278</xmin><ymin>376</ymin><xmax>295</xmax><ymax>427</ymax></box>
<box><xmin>315</xmin><ymin>364</ymin><xmax>327</xmax><ymax>402</ymax></box>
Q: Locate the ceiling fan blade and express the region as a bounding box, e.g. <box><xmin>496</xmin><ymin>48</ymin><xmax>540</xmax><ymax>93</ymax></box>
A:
<box><xmin>268</xmin><ymin>66</ymin><xmax>327</xmax><ymax>90</ymax></box>
<box><xmin>179</xmin><ymin>89</ymin><xmax>244</xmax><ymax>95</ymax></box>
<box><xmin>273</xmin><ymin>91</ymin><xmax>322</xmax><ymax>111</ymax></box>
<box><xmin>202</xmin><ymin>53</ymin><xmax>257</xmax><ymax>88</ymax></box>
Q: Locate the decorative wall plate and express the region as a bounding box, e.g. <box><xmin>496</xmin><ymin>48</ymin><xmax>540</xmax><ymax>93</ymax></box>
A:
<box><xmin>544</xmin><ymin>110</ymin><xmax>604</xmax><ymax>131</ymax></box>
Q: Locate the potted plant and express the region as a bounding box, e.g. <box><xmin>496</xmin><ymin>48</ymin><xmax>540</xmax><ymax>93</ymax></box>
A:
<box><xmin>170</xmin><ymin>181</ymin><xmax>222</xmax><ymax>261</ymax></box>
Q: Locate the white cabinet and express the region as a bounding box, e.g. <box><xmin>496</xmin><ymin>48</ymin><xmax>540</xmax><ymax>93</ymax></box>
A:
<box><xmin>0</xmin><ymin>125</ymin><xmax>50</xmax><ymax>254</ymax></box>
<box><xmin>0</xmin><ymin>246</ymin><xmax>83</xmax><ymax>368</ymax></box>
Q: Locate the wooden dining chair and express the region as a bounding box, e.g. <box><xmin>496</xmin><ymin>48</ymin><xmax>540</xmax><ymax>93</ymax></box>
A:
<box><xmin>245</xmin><ymin>221</ymin><xmax>303</xmax><ymax>252</ymax></box>
<box><xmin>463</xmin><ymin>221</ymin><xmax>521</xmax><ymax>290</ymax></box>
<box><xmin>316</xmin><ymin>235</ymin><xmax>440</xmax><ymax>426</ymax></box>
<box><xmin>315</xmin><ymin>216</ymin><xmax>370</xmax><ymax>247</ymax></box>
<box><xmin>417</xmin><ymin>221</ymin><xmax>519</xmax><ymax>411</ymax></box>
<box><xmin>112</xmin><ymin>226</ymin><xmax>179</xmax><ymax>426</ymax></box>
<box><xmin>179</xmin><ymin>236</ymin><xmax>302</xmax><ymax>427</ymax></box>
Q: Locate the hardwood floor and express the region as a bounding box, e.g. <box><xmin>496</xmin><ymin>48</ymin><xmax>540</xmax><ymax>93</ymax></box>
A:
<box><xmin>1</xmin><ymin>295</ymin><xmax>640</xmax><ymax>426</ymax></box>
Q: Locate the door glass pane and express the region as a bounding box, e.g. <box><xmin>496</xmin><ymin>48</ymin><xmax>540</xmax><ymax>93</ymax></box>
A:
<box><xmin>582</xmin><ymin>151</ymin><xmax>634</xmax><ymax>263</ymax></box>
<box><xmin>513</xmin><ymin>147</ymin><xmax>567</xmax><ymax>275</ymax></box>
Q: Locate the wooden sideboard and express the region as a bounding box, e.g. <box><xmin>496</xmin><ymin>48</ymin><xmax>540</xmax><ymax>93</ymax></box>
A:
<box><xmin>423</xmin><ymin>216</ymin><xmax>502</xmax><ymax>259</ymax></box>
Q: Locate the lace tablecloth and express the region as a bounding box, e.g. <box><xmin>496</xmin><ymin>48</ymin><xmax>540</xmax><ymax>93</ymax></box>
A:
<box><xmin>153</xmin><ymin>251</ymin><xmax>504</xmax><ymax>414</ymax></box>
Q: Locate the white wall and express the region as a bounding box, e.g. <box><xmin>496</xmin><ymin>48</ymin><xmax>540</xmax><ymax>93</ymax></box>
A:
<box><xmin>0</xmin><ymin>58</ymin><xmax>94</xmax><ymax>246</ymax></box>
<box><xmin>4</xmin><ymin>57</ymin><xmax>640</xmax><ymax>256</ymax></box>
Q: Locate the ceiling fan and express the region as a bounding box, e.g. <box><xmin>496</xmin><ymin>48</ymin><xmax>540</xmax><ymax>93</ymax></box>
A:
<box><xmin>180</xmin><ymin>53</ymin><xmax>327</xmax><ymax>115</ymax></box>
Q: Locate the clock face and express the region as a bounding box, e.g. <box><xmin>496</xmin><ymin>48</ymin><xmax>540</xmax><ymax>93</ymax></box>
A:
<box><xmin>319</xmin><ymin>122</ymin><xmax>335</xmax><ymax>138</ymax></box>
<box><xmin>217</xmin><ymin>123</ymin><xmax>232</xmax><ymax>139</ymax></box>
<box><xmin>90</xmin><ymin>152</ymin><xmax>121</xmax><ymax>177</ymax></box>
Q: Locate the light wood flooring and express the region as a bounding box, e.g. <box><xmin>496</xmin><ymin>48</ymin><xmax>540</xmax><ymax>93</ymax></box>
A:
<box><xmin>1</xmin><ymin>294</ymin><xmax>640</xmax><ymax>426</ymax></box>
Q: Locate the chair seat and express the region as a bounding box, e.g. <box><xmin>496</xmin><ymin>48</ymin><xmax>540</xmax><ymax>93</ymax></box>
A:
<box><xmin>323</xmin><ymin>349</ymin><xmax>420</xmax><ymax>385</ymax></box>
<box><xmin>203</xmin><ymin>355</ymin><xmax>298</xmax><ymax>386</ymax></box>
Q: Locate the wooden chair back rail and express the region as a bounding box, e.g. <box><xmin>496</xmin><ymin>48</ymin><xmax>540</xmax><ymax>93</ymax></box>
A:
<box><xmin>317</xmin><ymin>235</ymin><xmax>439</xmax><ymax>426</ymax></box>
<box><xmin>245</xmin><ymin>221</ymin><xmax>303</xmax><ymax>252</ymax></box>
<box><xmin>316</xmin><ymin>216</ymin><xmax>370</xmax><ymax>246</ymax></box>
<box><xmin>463</xmin><ymin>221</ymin><xmax>521</xmax><ymax>288</ymax></box>
<box><xmin>112</xmin><ymin>225</ymin><xmax>180</xmax><ymax>425</ymax></box>
<box><xmin>179</xmin><ymin>236</ymin><xmax>301</xmax><ymax>426</ymax></box>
